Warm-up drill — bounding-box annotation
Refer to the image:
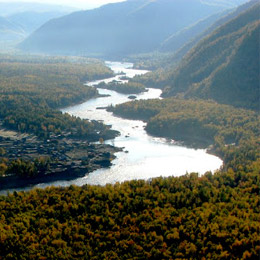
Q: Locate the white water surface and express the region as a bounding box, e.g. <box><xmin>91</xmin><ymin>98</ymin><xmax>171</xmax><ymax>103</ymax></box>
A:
<box><xmin>1</xmin><ymin>61</ymin><xmax>222</xmax><ymax>193</ymax></box>
<box><xmin>55</xmin><ymin>61</ymin><xmax>222</xmax><ymax>187</ymax></box>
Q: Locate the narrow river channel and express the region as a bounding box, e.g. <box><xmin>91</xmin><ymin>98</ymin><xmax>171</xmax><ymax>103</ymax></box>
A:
<box><xmin>34</xmin><ymin>61</ymin><xmax>222</xmax><ymax>189</ymax></box>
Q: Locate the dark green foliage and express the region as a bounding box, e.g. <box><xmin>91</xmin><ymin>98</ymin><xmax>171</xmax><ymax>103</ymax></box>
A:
<box><xmin>0</xmin><ymin>56</ymin><xmax>115</xmax><ymax>140</ymax></box>
<box><xmin>97</xmin><ymin>81</ymin><xmax>147</xmax><ymax>94</ymax></box>
<box><xmin>111</xmin><ymin>98</ymin><xmax>260</xmax><ymax>170</ymax></box>
<box><xmin>0</xmin><ymin>164</ymin><xmax>259</xmax><ymax>259</ymax></box>
<box><xmin>5</xmin><ymin>157</ymin><xmax>50</xmax><ymax>178</ymax></box>
<box><xmin>161</xmin><ymin>3</ymin><xmax>260</xmax><ymax>110</ymax></box>
<box><xmin>128</xmin><ymin>1</ymin><xmax>259</xmax><ymax>72</ymax></box>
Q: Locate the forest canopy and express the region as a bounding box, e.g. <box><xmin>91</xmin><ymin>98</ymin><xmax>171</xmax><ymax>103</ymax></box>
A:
<box><xmin>110</xmin><ymin>98</ymin><xmax>260</xmax><ymax>171</ymax></box>
<box><xmin>0</xmin><ymin>167</ymin><xmax>259</xmax><ymax>259</ymax></box>
<box><xmin>0</xmin><ymin>55</ymin><xmax>115</xmax><ymax>140</ymax></box>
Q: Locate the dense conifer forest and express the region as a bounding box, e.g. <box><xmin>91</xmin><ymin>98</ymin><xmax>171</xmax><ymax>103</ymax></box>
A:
<box><xmin>132</xmin><ymin>2</ymin><xmax>260</xmax><ymax>111</ymax></box>
<box><xmin>0</xmin><ymin>55</ymin><xmax>119</xmax><ymax>180</ymax></box>
<box><xmin>0</xmin><ymin>55</ymin><xmax>115</xmax><ymax>139</ymax></box>
<box><xmin>0</xmin><ymin>76</ymin><xmax>259</xmax><ymax>259</ymax></box>
<box><xmin>110</xmin><ymin>98</ymin><xmax>260</xmax><ymax>171</ymax></box>
<box><xmin>0</xmin><ymin>1</ymin><xmax>259</xmax><ymax>259</ymax></box>
<box><xmin>0</xmin><ymin>166</ymin><xmax>259</xmax><ymax>259</ymax></box>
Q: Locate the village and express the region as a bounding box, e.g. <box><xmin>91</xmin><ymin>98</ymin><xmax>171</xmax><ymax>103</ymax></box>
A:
<box><xmin>0</xmin><ymin>123</ymin><xmax>121</xmax><ymax>189</ymax></box>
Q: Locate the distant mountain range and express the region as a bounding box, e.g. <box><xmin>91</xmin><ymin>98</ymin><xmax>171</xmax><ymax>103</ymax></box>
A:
<box><xmin>0</xmin><ymin>3</ymin><xmax>76</xmax><ymax>49</ymax></box>
<box><xmin>162</xmin><ymin>1</ymin><xmax>260</xmax><ymax>110</ymax></box>
<box><xmin>0</xmin><ymin>16</ymin><xmax>25</xmax><ymax>46</ymax></box>
<box><xmin>201</xmin><ymin>0</ymin><xmax>250</xmax><ymax>8</ymax></box>
<box><xmin>0</xmin><ymin>3</ymin><xmax>77</xmax><ymax>16</ymax></box>
<box><xmin>19</xmin><ymin>0</ymin><xmax>231</xmax><ymax>57</ymax></box>
<box><xmin>8</xmin><ymin>11</ymin><xmax>69</xmax><ymax>35</ymax></box>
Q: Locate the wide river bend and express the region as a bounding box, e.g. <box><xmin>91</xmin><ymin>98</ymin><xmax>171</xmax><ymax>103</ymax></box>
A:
<box><xmin>37</xmin><ymin>61</ymin><xmax>222</xmax><ymax>188</ymax></box>
<box><xmin>2</xmin><ymin>61</ymin><xmax>222</xmax><ymax>193</ymax></box>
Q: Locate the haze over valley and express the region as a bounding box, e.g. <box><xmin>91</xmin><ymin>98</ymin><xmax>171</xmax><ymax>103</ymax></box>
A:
<box><xmin>0</xmin><ymin>0</ymin><xmax>259</xmax><ymax>259</ymax></box>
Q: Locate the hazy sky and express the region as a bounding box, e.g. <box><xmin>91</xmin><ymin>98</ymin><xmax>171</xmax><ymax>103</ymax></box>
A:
<box><xmin>0</xmin><ymin>0</ymin><xmax>126</xmax><ymax>9</ymax></box>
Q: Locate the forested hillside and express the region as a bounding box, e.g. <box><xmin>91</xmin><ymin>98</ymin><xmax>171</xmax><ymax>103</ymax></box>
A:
<box><xmin>0</xmin><ymin>162</ymin><xmax>259</xmax><ymax>259</ymax></box>
<box><xmin>0</xmin><ymin>55</ymin><xmax>115</xmax><ymax>140</ymax></box>
<box><xmin>19</xmin><ymin>0</ymin><xmax>226</xmax><ymax>57</ymax></box>
<box><xmin>157</xmin><ymin>0</ymin><xmax>259</xmax><ymax>66</ymax></box>
<box><xmin>161</xmin><ymin>2</ymin><xmax>260</xmax><ymax>110</ymax></box>
<box><xmin>0</xmin><ymin>1</ymin><xmax>259</xmax><ymax>259</ymax></box>
<box><xmin>110</xmin><ymin>98</ymin><xmax>259</xmax><ymax>170</ymax></box>
<box><xmin>159</xmin><ymin>10</ymin><xmax>228</xmax><ymax>53</ymax></box>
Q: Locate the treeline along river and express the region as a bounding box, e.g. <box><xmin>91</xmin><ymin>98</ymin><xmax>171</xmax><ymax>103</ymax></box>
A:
<box><xmin>53</xmin><ymin>61</ymin><xmax>222</xmax><ymax>188</ymax></box>
<box><xmin>1</xmin><ymin>61</ymin><xmax>222</xmax><ymax>193</ymax></box>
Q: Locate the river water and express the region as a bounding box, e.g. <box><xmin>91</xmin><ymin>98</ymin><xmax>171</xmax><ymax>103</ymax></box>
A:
<box><xmin>43</xmin><ymin>61</ymin><xmax>222</xmax><ymax>188</ymax></box>
<box><xmin>1</xmin><ymin>61</ymin><xmax>222</xmax><ymax>193</ymax></box>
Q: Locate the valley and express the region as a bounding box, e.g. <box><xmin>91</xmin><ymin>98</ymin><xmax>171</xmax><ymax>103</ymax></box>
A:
<box><xmin>0</xmin><ymin>0</ymin><xmax>259</xmax><ymax>259</ymax></box>
<box><xmin>0</xmin><ymin>56</ymin><xmax>121</xmax><ymax>190</ymax></box>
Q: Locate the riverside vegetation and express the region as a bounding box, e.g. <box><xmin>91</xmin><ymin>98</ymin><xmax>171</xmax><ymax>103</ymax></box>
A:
<box><xmin>131</xmin><ymin>2</ymin><xmax>260</xmax><ymax>111</ymax></box>
<box><xmin>0</xmin><ymin>55</ymin><xmax>120</xmax><ymax>184</ymax></box>
<box><xmin>96</xmin><ymin>81</ymin><xmax>147</xmax><ymax>95</ymax></box>
<box><xmin>0</xmin><ymin>68</ymin><xmax>259</xmax><ymax>259</ymax></box>
<box><xmin>0</xmin><ymin>1</ymin><xmax>259</xmax><ymax>259</ymax></box>
<box><xmin>0</xmin><ymin>166</ymin><xmax>259</xmax><ymax>259</ymax></box>
<box><xmin>109</xmin><ymin>98</ymin><xmax>260</xmax><ymax>170</ymax></box>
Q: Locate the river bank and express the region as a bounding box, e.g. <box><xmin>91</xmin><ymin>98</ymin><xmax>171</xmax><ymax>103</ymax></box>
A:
<box><xmin>0</xmin><ymin>61</ymin><xmax>222</xmax><ymax>192</ymax></box>
<box><xmin>59</xmin><ymin>61</ymin><xmax>222</xmax><ymax>187</ymax></box>
<box><xmin>0</xmin><ymin>123</ymin><xmax>121</xmax><ymax>191</ymax></box>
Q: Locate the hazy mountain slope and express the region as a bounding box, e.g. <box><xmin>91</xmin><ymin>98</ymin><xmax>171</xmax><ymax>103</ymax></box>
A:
<box><xmin>159</xmin><ymin>0</ymin><xmax>252</xmax><ymax>53</ymax></box>
<box><xmin>160</xmin><ymin>0</ymin><xmax>259</xmax><ymax>66</ymax></box>
<box><xmin>201</xmin><ymin>0</ymin><xmax>249</xmax><ymax>8</ymax></box>
<box><xmin>159</xmin><ymin>10</ymin><xmax>229</xmax><ymax>53</ymax></box>
<box><xmin>131</xmin><ymin>1</ymin><xmax>257</xmax><ymax>71</ymax></box>
<box><xmin>162</xmin><ymin>2</ymin><xmax>260</xmax><ymax>110</ymax></box>
<box><xmin>0</xmin><ymin>16</ymin><xmax>22</xmax><ymax>31</ymax></box>
<box><xmin>0</xmin><ymin>16</ymin><xmax>25</xmax><ymax>43</ymax></box>
<box><xmin>0</xmin><ymin>2</ymin><xmax>76</xmax><ymax>16</ymax></box>
<box><xmin>0</xmin><ymin>3</ymin><xmax>76</xmax><ymax>50</ymax></box>
<box><xmin>19</xmin><ymin>0</ymin><xmax>226</xmax><ymax>57</ymax></box>
<box><xmin>8</xmin><ymin>11</ymin><xmax>69</xmax><ymax>34</ymax></box>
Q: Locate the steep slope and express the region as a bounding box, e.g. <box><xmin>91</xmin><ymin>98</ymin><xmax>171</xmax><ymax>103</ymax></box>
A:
<box><xmin>131</xmin><ymin>1</ymin><xmax>257</xmax><ymax>71</ymax></box>
<box><xmin>0</xmin><ymin>16</ymin><xmax>25</xmax><ymax>44</ymax></box>
<box><xmin>0</xmin><ymin>2</ymin><xmax>76</xmax><ymax>16</ymax></box>
<box><xmin>168</xmin><ymin>0</ymin><xmax>260</xmax><ymax>64</ymax></box>
<box><xmin>162</xmin><ymin>2</ymin><xmax>260</xmax><ymax>110</ymax></box>
<box><xmin>8</xmin><ymin>11</ymin><xmax>69</xmax><ymax>34</ymax></box>
<box><xmin>19</xmin><ymin>0</ymin><xmax>226</xmax><ymax>57</ymax></box>
<box><xmin>0</xmin><ymin>3</ymin><xmax>76</xmax><ymax>50</ymax></box>
<box><xmin>159</xmin><ymin>10</ymin><xmax>229</xmax><ymax>53</ymax></box>
<box><xmin>159</xmin><ymin>0</ymin><xmax>252</xmax><ymax>53</ymax></box>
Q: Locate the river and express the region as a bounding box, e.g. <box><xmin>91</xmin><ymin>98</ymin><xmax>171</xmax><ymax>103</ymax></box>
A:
<box><xmin>0</xmin><ymin>61</ymin><xmax>222</xmax><ymax>193</ymax></box>
<box><xmin>33</xmin><ymin>61</ymin><xmax>222</xmax><ymax>189</ymax></box>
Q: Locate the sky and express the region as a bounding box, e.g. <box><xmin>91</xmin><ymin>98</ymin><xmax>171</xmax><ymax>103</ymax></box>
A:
<box><xmin>0</xmin><ymin>0</ymin><xmax>126</xmax><ymax>9</ymax></box>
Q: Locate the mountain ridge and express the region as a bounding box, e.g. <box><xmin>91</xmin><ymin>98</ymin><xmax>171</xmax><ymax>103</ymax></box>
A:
<box><xmin>161</xmin><ymin>2</ymin><xmax>260</xmax><ymax>110</ymax></box>
<box><xmin>19</xmin><ymin>0</ymin><xmax>227</xmax><ymax>57</ymax></box>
